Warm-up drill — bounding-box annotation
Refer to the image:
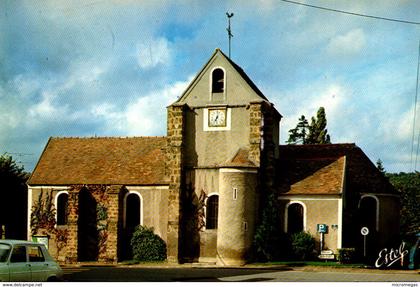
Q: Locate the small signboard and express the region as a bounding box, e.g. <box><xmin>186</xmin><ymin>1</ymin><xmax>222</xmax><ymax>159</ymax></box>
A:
<box><xmin>318</xmin><ymin>250</ymin><xmax>335</xmax><ymax>260</ymax></box>
<box><xmin>361</xmin><ymin>227</ymin><xmax>369</xmax><ymax>236</ymax></box>
<box><xmin>32</xmin><ymin>235</ymin><xmax>49</xmax><ymax>249</ymax></box>
<box><xmin>317</xmin><ymin>224</ymin><xmax>328</xmax><ymax>233</ymax></box>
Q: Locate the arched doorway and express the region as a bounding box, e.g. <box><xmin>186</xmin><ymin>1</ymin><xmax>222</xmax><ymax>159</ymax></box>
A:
<box><xmin>359</xmin><ymin>196</ymin><xmax>378</xmax><ymax>232</ymax></box>
<box><xmin>287</xmin><ymin>202</ymin><xmax>304</xmax><ymax>234</ymax></box>
<box><xmin>122</xmin><ymin>192</ymin><xmax>142</xmax><ymax>259</ymax></box>
<box><xmin>77</xmin><ymin>188</ymin><xmax>99</xmax><ymax>261</ymax></box>
<box><xmin>359</xmin><ymin>195</ymin><xmax>379</xmax><ymax>259</ymax></box>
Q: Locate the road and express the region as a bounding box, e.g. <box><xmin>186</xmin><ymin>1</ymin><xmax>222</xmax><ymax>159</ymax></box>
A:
<box><xmin>62</xmin><ymin>266</ymin><xmax>420</xmax><ymax>282</ymax></box>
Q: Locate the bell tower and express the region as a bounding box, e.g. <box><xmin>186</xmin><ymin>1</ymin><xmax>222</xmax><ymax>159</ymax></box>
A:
<box><xmin>167</xmin><ymin>49</ymin><xmax>281</xmax><ymax>264</ymax></box>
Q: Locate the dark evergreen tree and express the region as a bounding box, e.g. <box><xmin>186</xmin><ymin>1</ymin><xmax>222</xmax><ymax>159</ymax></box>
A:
<box><xmin>287</xmin><ymin>107</ymin><xmax>331</xmax><ymax>145</ymax></box>
<box><xmin>388</xmin><ymin>172</ymin><xmax>420</xmax><ymax>242</ymax></box>
<box><xmin>0</xmin><ymin>154</ymin><xmax>29</xmax><ymax>239</ymax></box>
<box><xmin>376</xmin><ymin>159</ymin><xmax>386</xmax><ymax>175</ymax></box>
<box><xmin>307</xmin><ymin>107</ymin><xmax>331</xmax><ymax>144</ymax></box>
<box><xmin>286</xmin><ymin>115</ymin><xmax>309</xmax><ymax>144</ymax></box>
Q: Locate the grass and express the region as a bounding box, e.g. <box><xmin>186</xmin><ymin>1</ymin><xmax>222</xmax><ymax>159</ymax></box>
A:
<box><xmin>252</xmin><ymin>261</ymin><xmax>365</xmax><ymax>268</ymax></box>
<box><xmin>119</xmin><ymin>260</ymin><xmax>167</xmax><ymax>265</ymax></box>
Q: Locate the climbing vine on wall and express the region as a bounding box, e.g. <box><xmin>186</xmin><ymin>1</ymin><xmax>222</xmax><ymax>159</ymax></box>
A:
<box><xmin>90</xmin><ymin>185</ymin><xmax>109</xmax><ymax>258</ymax></box>
<box><xmin>30</xmin><ymin>189</ymin><xmax>56</xmax><ymax>235</ymax></box>
<box><xmin>55</xmin><ymin>228</ymin><xmax>69</xmax><ymax>256</ymax></box>
<box><xmin>30</xmin><ymin>189</ymin><xmax>69</xmax><ymax>258</ymax></box>
<box><xmin>182</xmin><ymin>183</ymin><xmax>207</xmax><ymax>232</ymax></box>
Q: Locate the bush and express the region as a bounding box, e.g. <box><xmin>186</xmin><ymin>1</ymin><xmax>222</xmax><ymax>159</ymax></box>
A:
<box><xmin>337</xmin><ymin>248</ymin><xmax>356</xmax><ymax>264</ymax></box>
<box><xmin>130</xmin><ymin>225</ymin><xmax>167</xmax><ymax>262</ymax></box>
<box><xmin>291</xmin><ymin>231</ymin><xmax>315</xmax><ymax>260</ymax></box>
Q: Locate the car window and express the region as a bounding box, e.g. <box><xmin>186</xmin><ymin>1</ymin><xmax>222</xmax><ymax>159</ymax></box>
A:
<box><xmin>0</xmin><ymin>243</ymin><xmax>11</xmax><ymax>262</ymax></box>
<box><xmin>28</xmin><ymin>246</ymin><xmax>45</xmax><ymax>262</ymax></box>
<box><xmin>10</xmin><ymin>245</ymin><xmax>27</xmax><ymax>263</ymax></box>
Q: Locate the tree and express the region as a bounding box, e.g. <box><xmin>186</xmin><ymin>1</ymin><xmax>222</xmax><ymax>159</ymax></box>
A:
<box><xmin>0</xmin><ymin>154</ymin><xmax>30</xmax><ymax>239</ymax></box>
<box><xmin>376</xmin><ymin>159</ymin><xmax>386</xmax><ymax>175</ymax></box>
<box><xmin>286</xmin><ymin>115</ymin><xmax>309</xmax><ymax>144</ymax></box>
<box><xmin>388</xmin><ymin>172</ymin><xmax>420</xmax><ymax>242</ymax></box>
<box><xmin>287</xmin><ymin>107</ymin><xmax>331</xmax><ymax>145</ymax></box>
<box><xmin>307</xmin><ymin>107</ymin><xmax>331</xmax><ymax>144</ymax></box>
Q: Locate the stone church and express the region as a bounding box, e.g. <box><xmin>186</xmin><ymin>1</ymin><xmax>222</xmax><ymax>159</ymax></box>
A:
<box><xmin>27</xmin><ymin>49</ymin><xmax>400</xmax><ymax>265</ymax></box>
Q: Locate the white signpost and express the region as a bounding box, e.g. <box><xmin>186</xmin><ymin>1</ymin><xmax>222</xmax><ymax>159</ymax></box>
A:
<box><xmin>361</xmin><ymin>227</ymin><xmax>369</xmax><ymax>258</ymax></box>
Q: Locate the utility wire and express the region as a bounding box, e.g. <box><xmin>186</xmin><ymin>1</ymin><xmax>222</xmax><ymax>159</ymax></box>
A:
<box><xmin>413</xmin><ymin>40</ymin><xmax>420</xmax><ymax>171</ymax></box>
<box><xmin>280</xmin><ymin>0</ymin><xmax>420</xmax><ymax>170</ymax></box>
<box><xmin>279</xmin><ymin>0</ymin><xmax>420</xmax><ymax>25</ymax></box>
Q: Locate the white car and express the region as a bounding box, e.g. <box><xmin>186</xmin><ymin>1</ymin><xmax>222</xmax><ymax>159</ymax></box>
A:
<box><xmin>0</xmin><ymin>240</ymin><xmax>63</xmax><ymax>282</ymax></box>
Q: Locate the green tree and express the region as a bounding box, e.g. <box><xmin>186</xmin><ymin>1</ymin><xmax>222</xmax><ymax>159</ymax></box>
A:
<box><xmin>0</xmin><ymin>154</ymin><xmax>30</xmax><ymax>239</ymax></box>
<box><xmin>286</xmin><ymin>115</ymin><xmax>309</xmax><ymax>144</ymax></box>
<box><xmin>307</xmin><ymin>107</ymin><xmax>331</xmax><ymax>144</ymax></box>
<box><xmin>253</xmin><ymin>193</ymin><xmax>287</xmax><ymax>261</ymax></box>
<box><xmin>287</xmin><ymin>107</ymin><xmax>331</xmax><ymax>145</ymax></box>
<box><xmin>388</xmin><ymin>172</ymin><xmax>420</xmax><ymax>242</ymax></box>
<box><xmin>376</xmin><ymin>159</ymin><xmax>386</xmax><ymax>175</ymax></box>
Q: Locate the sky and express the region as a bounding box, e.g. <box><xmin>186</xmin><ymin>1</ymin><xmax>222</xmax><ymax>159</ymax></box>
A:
<box><xmin>1</xmin><ymin>0</ymin><xmax>420</xmax><ymax>173</ymax></box>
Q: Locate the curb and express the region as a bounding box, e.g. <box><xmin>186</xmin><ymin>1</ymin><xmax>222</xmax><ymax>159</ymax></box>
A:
<box><xmin>61</xmin><ymin>263</ymin><xmax>419</xmax><ymax>274</ymax></box>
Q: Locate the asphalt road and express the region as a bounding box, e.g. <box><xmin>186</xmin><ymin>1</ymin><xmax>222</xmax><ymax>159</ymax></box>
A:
<box><xmin>62</xmin><ymin>266</ymin><xmax>420</xmax><ymax>282</ymax></box>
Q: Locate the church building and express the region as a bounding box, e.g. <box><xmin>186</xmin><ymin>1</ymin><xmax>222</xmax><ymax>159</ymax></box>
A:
<box><xmin>27</xmin><ymin>49</ymin><xmax>400</xmax><ymax>265</ymax></box>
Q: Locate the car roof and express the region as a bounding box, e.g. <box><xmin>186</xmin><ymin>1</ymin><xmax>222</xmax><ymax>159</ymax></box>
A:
<box><xmin>0</xmin><ymin>239</ymin><xmax>42</xmax><ymax>246</ymax></box>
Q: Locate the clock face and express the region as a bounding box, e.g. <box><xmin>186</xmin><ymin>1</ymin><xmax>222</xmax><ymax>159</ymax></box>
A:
<box><xmin>208</xmin><ymin>109</ymin><xmax>226</xmax><ymax>127</ymax></box>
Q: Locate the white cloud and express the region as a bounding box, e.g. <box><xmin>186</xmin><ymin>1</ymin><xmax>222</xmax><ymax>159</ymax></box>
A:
<box><xmin>124</xmin><ymin>79</ymin><xmax>190</xmax><ymax>135</ymax></box>
<box><xmin>382</xmin><ymin>108</ymin><xmax>415</xmax><ymax>143</ymax></box>
<box><xmin>136</xmin><ymin>37</ymin><xmax>172</xmax><ymax>69</ymax></box>
<box><xmin>88</xmin><ymin>78</ymin><xmax>192</xmax><ymax>136</ymax></box>
<box><xmin>326</xmin><ymin>28</ymin><xmax>366</xmax><ymax>57</ymax></box>
<box><xmin>280</xmin><ymin>82</ymin><xmax>351</xmax><ymax>142</ymax></box>
<box><xmin>28</xmin><ymin>91</ymin><xmax>64</xmax><ymax>120</ymax></box>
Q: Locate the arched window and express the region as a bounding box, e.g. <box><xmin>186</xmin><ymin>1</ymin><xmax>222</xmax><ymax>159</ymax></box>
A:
<box><xmin>212</xmin><ymin>68</ymin><xmax>224</xmax><ymax>93</ymax></box>
<box><xmin>359</xmin><ymin>195</ymin><xmax>378</xmax><ymax>231</ymax></box>
<box><xmin>206</xmin><ymin>195</ymin><xmax>219</xmax><ymax>229</ymax></box>
<box><xmin>287</xmin><ymin>202</ymin><xmax>304</xmax><ymax>234</ymax></box>
<box><xmin>124</xmin><ymin>192</ymin><xmax>142</xmax><ymax>230</ymax></box>
<box><xmin>56</xmin><ymin>192</ymin><xmax>68</xmax><ymax>226</ymax></box>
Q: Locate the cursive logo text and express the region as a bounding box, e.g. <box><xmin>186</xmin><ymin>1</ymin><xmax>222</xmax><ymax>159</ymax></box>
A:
<box><xmin>375</xmin><ymin>242</ymin><xmax>409</xmax><ymax>268</ymax></box>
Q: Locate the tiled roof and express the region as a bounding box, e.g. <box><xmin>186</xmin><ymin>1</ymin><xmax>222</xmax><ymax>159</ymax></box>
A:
<box><xmin>277</xmin><ymin>144</ymin><xmax>396</xmax><ymax>195</ymax></box>
<box><xmin>28</xmin><ymin>137</ymin><xmax>168</xmax><ymax>186</ymax></box>
<box><xmin>278</xmin><ymin>156</ymin><xmax>345</xmax><ymax>195</ymax></box>
<box><xmin>223</xmin><ymin>148</ymin><xmax>257</xmax><ymax>168</ymax></box>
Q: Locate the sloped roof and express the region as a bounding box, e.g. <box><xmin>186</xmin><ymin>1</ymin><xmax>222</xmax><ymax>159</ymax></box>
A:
<box><xmin>175</xmin><ymin>48</ymin><xmax>269</xmax><ymax>103</ymax></box>
<box><xmin>277</xmin><ymin>144</ymin><xmax>397</xmax><ymax>195</ymax></box>
<box><xmin>223</xmin><ymin>50</ymin><xmax>268</xmax><ymax>101</ymax></box>
<box><xmin>278</xmin><ymin>156</ymin><xmax>345</xmax><ymax>194</ymax></box>
<box><xmin>222</xmin><ymin>148</ymin><xmax>257</xmax><ymax>168</ymax></box>
<box><xmin>28</xmin><ymin>137</ymin><xmax>168</xmax><ymax>186</ymax></box>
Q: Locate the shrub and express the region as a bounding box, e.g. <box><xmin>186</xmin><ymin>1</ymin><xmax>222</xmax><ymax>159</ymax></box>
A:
<box><xmin>291</xmin><ymin>231</ymin><xmax>315</xmax><ymax>260</ymax></box>
<box><xmin>337</xmin><ymin>248</ymin><xmax>356</xmax><ymax>264</ymax></box>
<box><xmin>252</xmin><ymin>193</ymin><xmax>288</xmax><ymax>261</ymax></box>
<box><xmin>130</xmin><ymin>225</ymin><xmax>167</xmax><ymax>261</ymax></box>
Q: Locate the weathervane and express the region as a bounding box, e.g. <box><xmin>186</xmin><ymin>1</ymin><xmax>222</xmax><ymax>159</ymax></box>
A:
<box><xmin>226</xmin><ymin>12</ymin><xmax>234</xmax><ymax>58</ymax></box>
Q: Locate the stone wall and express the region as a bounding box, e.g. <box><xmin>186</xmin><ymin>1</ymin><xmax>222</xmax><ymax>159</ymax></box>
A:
<box><xmin>66</xmin><ymin>186</ymin><xmax>79</xmax><ymax>263</ymax></box>
<box><xmin>248</xmin><ymin>102</ymin><xmax>262</xmax><ymax>166</ymax></box>
<box><xmin>166</xmin><ymin>104</ymin><xmax>187</xmax><ymax>262</ymax></box>
<box><xmin>64</xmin><ymin>185</ymin><xmax>122</xmax><ymax>263</ymax></box>
<box><xmin>217</xmin><ymin>168</ymin><xmax>258</xmax><ymax>265</ymax></box>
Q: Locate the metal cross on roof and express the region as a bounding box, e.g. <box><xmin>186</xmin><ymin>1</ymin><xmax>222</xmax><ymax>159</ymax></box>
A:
<box><xmin>226</xmin><ymin>12</ymin><xmax>234</xmax><ymax>59</ymax></box>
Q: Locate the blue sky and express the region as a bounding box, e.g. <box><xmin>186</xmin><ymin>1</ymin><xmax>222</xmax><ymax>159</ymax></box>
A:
<box><xmin>1</xmin><ymin>0</ymin><xmax>419</xmax><ymax>173</ymax></box>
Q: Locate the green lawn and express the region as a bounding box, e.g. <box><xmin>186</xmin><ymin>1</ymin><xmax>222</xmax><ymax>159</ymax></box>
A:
<box><xmin>251</xmin><ymin>261</ymin><xmax>365</xmax><ymax>268</ymax></box>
